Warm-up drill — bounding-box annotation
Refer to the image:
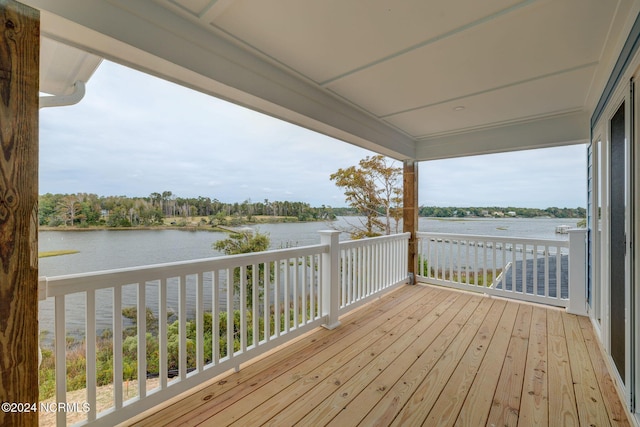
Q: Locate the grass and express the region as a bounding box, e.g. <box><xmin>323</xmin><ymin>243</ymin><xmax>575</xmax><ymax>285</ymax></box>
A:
<box><xmin>38</xmin><ymin>250</ymin><xmax>79</xmax><ymax>258</ymax></box>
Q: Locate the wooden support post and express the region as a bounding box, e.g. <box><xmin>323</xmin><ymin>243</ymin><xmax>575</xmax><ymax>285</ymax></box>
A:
<box><xmin>0</xmin><ymin>1</ymin><xmax>39</xmax><ymax>426</ymax></box>
<box><xmin>403</xmin><ymin>160</ymin><xmax>418</xmax><ymax>278</ymax></box>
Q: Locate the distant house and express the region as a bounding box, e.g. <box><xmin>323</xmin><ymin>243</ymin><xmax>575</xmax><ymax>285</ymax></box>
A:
<box><xmin>507</xmin><ymin>211</ymin><xmax>517</xmax><ymax>217</ymax></box>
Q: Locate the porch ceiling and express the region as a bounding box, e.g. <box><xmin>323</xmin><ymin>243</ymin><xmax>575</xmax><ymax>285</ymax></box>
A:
<box><xmin>28</xmin><ymin>0</ymin><xmax>640</xmax><ymax>160</ymax></box>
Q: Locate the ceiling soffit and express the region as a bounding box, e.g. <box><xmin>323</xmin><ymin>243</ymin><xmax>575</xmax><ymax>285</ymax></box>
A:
<box><xmin>29</xmin><ymin>0</ymin><xmax>640</xmax><ymax>160</ymax></box>
<box><xmin>158</xmin><ymin>0</ymin><xmax>634</xmax><ymax>152</ymax></box>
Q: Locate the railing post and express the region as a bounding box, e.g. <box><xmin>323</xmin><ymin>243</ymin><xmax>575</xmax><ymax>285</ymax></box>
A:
<box><xmin>319</xmin><ymin>230</ymin><xmax>341</xmax><ymax>329</ymax></box>
<box><xmin>567</xmin><ymin>229</ymin><xmax>588</xmax><ymax>316</ymax></box>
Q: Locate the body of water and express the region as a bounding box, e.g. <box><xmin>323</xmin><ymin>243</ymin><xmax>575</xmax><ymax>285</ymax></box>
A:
<box><xmin>39</xmin><ymin>216</ymin><xmax>576</xmax><ymax>276</ymax></box>
<box><xmin>38</xmin><ymin>216</ymin><xmax>580</xmax><ymax>341</ymax></box>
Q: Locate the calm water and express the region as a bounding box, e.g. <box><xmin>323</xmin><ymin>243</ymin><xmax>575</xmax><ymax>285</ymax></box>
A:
<box><xmin>39</xmin><ymin>217</ymin><xmax>575</xmax><ymax>276</ymax></box>
<box><xmin>38</xmin><ymin>216</ymin><xmax>579</xmax><ymax>341</ymax></box>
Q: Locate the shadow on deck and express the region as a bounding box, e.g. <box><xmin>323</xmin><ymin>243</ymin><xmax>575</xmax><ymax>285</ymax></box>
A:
<box><xmin>499</xmin><ymin>255</ymin><xmax>569</xmax><ymax>298</ymax></box>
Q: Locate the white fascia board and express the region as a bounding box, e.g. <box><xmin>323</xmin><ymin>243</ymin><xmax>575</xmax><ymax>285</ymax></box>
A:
<box><xmin>25</xmin><ymin>0</ymin><xmax>415</xmax><ymax>160</ymax></box>
<box><xmin>415</xmin><ymin>111</ymin><xmax>590</xmax><ymax>161</ymax></box>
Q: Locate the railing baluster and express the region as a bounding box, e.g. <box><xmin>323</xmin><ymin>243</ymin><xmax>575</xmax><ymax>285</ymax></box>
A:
<box><xmin>240</xmin><ymin>265</ymin><xmax>247</xmax><ymax>353</ymax></box>
<box><xmin>86</xmin><ymin>289</ymin><xmax>97</xmax><ymax>422</ymax></box>
<box><xmin>179</xmin><ymin>276</ymin><xmax>187</xmax><ymax>380</ymax></box>
<box><xmin>212</xmin><ymin>271</ymin><xmax>220</xmax><ymax>364</ymax></box>
<box><xmin>533</xmin><ymin>244</ymin><xmax>538</xmax><ymax>296</ymax></box>
<box><xmin>492</xmin><ymin>242</ymin><xmax>497</xmax><ymax>287</ymax></box>
<box><xmin>511</xmin><ymin>243</ymin><xmax>517</xmax><ymax>293</ymax></box>
<box><xmin>465</xmin><ymin>240</ymin><xmax>470</xmax><ymax>285</ymax></box>
<box><xmin>292</xmin><ymin>257</ymin><xmax>298</xmax><ymax>329</ymax></box>
<box><xmin>556</xmin><ymin>247</ymin><xmax>562</xmax><ymax>299</ymax></box>
<box><xmin>522</xmin><ymin>246</ymin><xmax>527</xmax><ymax>295</ymax></box>
<box><xmin>362</xmin><ymin>245</ymin><xmax>368</xmax><ymax>303</ymax></box>
<box><xmin>137</xmin><ymin>282</ymin><xmax>147</xmax><ymax>397</ymax></box>
<box><xmin>348</xmin><ymin>247</ymin><xmax>353</xmax><ymax>303</ymax></box>
<box><xmin>263</xmin><ymin>262</ymin><xmax>270</xmax><ymax>342</ymax></box>
<box><xmin>501</xmin><ymin>242</ymin><xmax>506</xmax><ymax>289</ymax></box>
<box><xmin>54</xmin><ymin>295</ymin><xmax>66</xmax><ymax>427</ymax></box>
<box><xmin>544</xmin><ymin>245</ymin><xmax>550</xmax><ymax>298</ymax></box>
<box><xmin>226</xmin><ymin>268</ymin><xmax>234</xmax><ymax>358</ymax></box>
<box><xmin>340</xmin><ymin>249</ymin><xmax>346</xmax><ymax>306</ymax></box>
<box><xmin>448</xmin><ymin>239</ymin><xmax>453</xmax><ymax>282</ymax></box>
<box><xmin>196</xmin><ymin>272</ymin><xmax>204</xmax><ymax>371</ymax></box>
<box><xmin>274</xmin><ymin>262</ymin><xmax>280</xmax><ymax>338</ymax></box>
<box><xmin>159</xmin><ymin>278</ymin><xmax>167</xmax><ymax>389</ymax></box>
<box><xmin>252</xmin><ymin>263</ymin><xmax>259</xmax><ymax>346</ymax></box>
<box><xmin>483</xmin><ymin>240</ymin><xmax>488</xmax><ymax>288</ymax></box>
<box><xmin>302</xmin><ymin>256</ymin><xmax>308</xmax><ymax>325</ymax></box>
<box><xmin>474</xmin><ymin>239</ymin><xmax>479</xmax><ymax>286</ymax></box>
<box><xmin>284</xmin><ymin>259</ymin><xmax>290</xmax><ymax>333</ymax></box>
<box><xmin>114</xmin><ymin>285</ymin><xmax>123</xmax><ymax>408</ymax></box>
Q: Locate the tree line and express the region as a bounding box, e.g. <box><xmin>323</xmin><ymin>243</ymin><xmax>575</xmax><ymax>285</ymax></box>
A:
<box><xmin>38</xmin><ymin>192</ymin><xmax>336</xmax><ymax>228</ymax></box>
<box><xmin>38</xmin><ymin>192</ymin><xmax>586</xmax><ymax>229</ymax></box>
<box><xmin>418</xmin><ymin>206</ymin><xmax>586</xmax><ymax>218</ymax></box>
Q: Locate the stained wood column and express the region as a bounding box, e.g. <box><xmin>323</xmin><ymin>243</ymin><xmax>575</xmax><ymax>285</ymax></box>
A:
<box><xmin>0</xmin><ymin>1</ymin><xmax>39</xmax><ymax>426</ymax></box>
<box><xmin>403</xmin><ymin>160</ymin><xmax>418</xmax><ymax>278</ymax></box>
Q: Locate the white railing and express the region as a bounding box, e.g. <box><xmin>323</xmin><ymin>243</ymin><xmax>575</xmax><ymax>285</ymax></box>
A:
<box><xmin>338</xmin><ymin>232</ymin><xmax>409</xmax><ymax>314</ymax></box>
<box><xmin>38</xmin><ymin>231</ymin><xmax>409</xmax><ymax>426</ymax></box>
<box><xmin>416</xmin><ymin>230</ymin><xmax>587</xmax><ymax>312</ymax></box>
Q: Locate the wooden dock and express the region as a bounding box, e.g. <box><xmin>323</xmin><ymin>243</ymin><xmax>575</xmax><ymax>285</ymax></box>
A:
<box><xmin>126</xmin><ymin>284</ymin><xmax>630</xmax><ymax>426</ymax></box>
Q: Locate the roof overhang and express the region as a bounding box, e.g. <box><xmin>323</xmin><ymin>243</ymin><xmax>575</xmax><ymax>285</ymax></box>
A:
<box><xmin>28</xmin><ymin>0</ymin><xmax>640</xmax><ymax>161</ymax></box>
<box><xmin>39</xmin><ymin>36</ymin><xmax>101</xmax><ymax>97</ymax></box>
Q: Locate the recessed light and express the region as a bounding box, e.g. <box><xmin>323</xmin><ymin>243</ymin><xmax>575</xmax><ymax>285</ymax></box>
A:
<box><xmin>453</xmin><ymin>106</ymin><xmax>465</xmax><ymax>111</ymax></box>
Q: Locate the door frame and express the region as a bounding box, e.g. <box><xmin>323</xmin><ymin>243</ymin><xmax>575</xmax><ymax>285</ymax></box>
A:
<box><xmin>591</xmin><ymin>77</ymin><xmax>635</xmax><ymax>407</ymax></box>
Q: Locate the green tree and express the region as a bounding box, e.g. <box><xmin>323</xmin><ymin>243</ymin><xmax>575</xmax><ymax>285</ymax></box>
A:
<box><xmin>213</xmin><ymin>230</ymin><xmax>271</xmax><ymax>307</ymax></box>
<box><xmin>330</xmin><ymin>155</ymin><xmax>402</xmax><ymax>238</ymax></box>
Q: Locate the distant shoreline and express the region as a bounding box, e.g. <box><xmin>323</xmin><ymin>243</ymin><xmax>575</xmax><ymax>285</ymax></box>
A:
<box><xmin>39</xmin><ymin>215</ymin><xmax>328</xmax><ymax>233</ymax></box>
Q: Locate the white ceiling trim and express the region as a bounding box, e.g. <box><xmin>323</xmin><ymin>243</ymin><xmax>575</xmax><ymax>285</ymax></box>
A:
<box><xmin>415</xmin><ymin>111</ymin><xmax>590</xmax><ymax>161</ymax></box>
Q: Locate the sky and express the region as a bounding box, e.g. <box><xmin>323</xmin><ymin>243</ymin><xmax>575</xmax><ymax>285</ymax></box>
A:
<box><xmin>40</xmin><ymin>60</ymin><xmax>587</xmax><ymax>209</ymax></box>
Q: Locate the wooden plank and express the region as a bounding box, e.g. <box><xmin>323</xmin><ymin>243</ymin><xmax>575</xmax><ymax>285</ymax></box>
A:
<box><xmin>228</xmin><ymin>288</ymin><xmax>460</xmax><ymax>426</ymax></box>
<box><xmin>455</xmin><ymin>301</ymin><xmax>519</xmax><ymax>426</ymax></box>
<box><xmin>562</xmin><ymin>312</ymin><xmax>611</xmax><ymax>427</ymax></box>
<box><xmin>485</xmin><ymin>304</ymin><xmax>533</xmax><ymax>426</ymax></box>
<box><xmin>518</xmin><ymin>306</ymin><xmax>548</xmax><ymax>426</ymax></box>
<box><xmin>547</xmin><ymin>309</ymin><xmax>580</xmax><ymax>427</ymax></box>
<box><xmin>387</xmin><ymin>297</ymin><xmax>495</xmax><ymax>426</ymax></box>
<box><xmin>0</xmin><ymin>2</ymin><xmax>40</xmax><ymax>426</ymax></box>
<box><xmin>313</xmin><ymin>293</ymin><xmax>481</xmax><ymax>427</ymax></box>
<box><xmin>577</xmin><ymin>315</ymin><xmax>631</xmax><ymax>426</ymax></box>
<box><xmin>130</xmin><ymin>284</ymin><xmax>428</xmax><ymax>426</ymax></box>
<box><xmin>422</xmin><ymin>299</ymin><xmax>507</xmax><ymax>426</ymax></box>
<box><xmin>132</xmin><ymin>287</ymin><xmax>633</xmax><ymax>427</ymax></box>
<box><xmin>165</xmin><ymin>284</ymin><xmax>441</xmax><ymax>426</ymax></box>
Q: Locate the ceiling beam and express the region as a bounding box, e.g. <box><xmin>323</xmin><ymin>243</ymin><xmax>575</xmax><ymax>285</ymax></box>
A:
<box><xmin>415</xmin><ymin>111</ymin><xmax>590</xmax><ymax>161</ymax></box>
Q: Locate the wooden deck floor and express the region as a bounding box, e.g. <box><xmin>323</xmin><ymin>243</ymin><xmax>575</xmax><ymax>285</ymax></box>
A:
<box><xmin>127</xmin><ymin>284</ymin><xmax>631</xmax><ymax>427</ymax></box>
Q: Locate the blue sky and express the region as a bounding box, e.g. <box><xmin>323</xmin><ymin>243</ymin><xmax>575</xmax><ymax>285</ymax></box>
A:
<box><xmin>40</xmin><ymin>61</ymin><xmax>587</xmax><ymax>209</ymax></box>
